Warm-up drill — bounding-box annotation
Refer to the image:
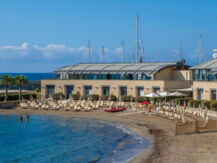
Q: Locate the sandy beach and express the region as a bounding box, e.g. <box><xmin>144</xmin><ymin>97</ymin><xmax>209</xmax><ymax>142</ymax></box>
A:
<box><xmin>1</xmin><ymin>108</ymin><xmax>217</xmax><ymax>163</ymax></box>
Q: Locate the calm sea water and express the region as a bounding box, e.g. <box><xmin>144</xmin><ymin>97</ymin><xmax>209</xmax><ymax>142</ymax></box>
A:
<box><xmin>0</xmin><ymin>73</ymin><xmax>54</xmax><ymax>81</ymax></box>
<box><xmin>0</xmin><ymin>115</ymin><xmax>152</xmax><ymax>163</ymax></box>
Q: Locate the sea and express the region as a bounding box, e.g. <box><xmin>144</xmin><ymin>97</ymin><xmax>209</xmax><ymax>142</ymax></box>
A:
<box><xmin>0</xmin><ymin>73</ymin><xmax>54</xmax><ymax>81</ymax></box>
<box><xmin>0</xmin><ymin>115</ymin><xmax>152</xmax><ymax>163</ymax></box>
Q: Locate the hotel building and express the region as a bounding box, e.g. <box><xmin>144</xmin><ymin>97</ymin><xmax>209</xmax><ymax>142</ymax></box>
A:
<box><xmin>41</xmin><ymin>61</ymin><xmax>191</xmax><ymax>100</ymax></box>
<box><xmin>191</xmin><ymin>57</ymin><xmax>217</xmax><ymax>101</ymax></box>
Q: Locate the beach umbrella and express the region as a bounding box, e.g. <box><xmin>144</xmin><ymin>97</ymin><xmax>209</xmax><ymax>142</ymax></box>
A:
<box><xmin>169</xmin><ymin>92</ymin><xmax>187</xmax><ymax>97</ymax></box>
<box><xmin>140</xmin><ymin>101</ymin><xmax>151</xmax><ymax>105</ymax></box>
<box><xmin>144</xmin><ymin>93</ymin><xmax>160</xmax><ymax>97</ymax></box>
<box><xmin>159</xmin><ymin>91</ymin><xmax>171</xmax><ymax>97</ymax></box>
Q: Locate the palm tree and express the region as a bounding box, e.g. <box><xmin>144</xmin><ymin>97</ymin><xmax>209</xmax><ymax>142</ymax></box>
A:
<box><xmin>14</xmin><ymin>75</ymin><xmax>29</xmax><ymax>100</ymax></box>
<box><xmin>1</xmin><ymin>75</ymin><xmax>13</xmax><ymax>101</ymax></box>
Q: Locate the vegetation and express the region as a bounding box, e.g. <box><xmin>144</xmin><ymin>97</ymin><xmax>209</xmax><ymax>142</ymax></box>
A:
<box><xmin>0</xmin><ymin>75</ymin><xmax>14</xmax><ymax>101</ymax></box>
<box><xmin>121</xmin><ymin>95</ymin><xmax>134</xmax><ymax>102</ymax></box>
<box><xmin>14</xmin><ymin>75</ymin><xmax>29</xmax><ymax>100</ymax></box>
<box><xmin>52</xmin><ymin>92</ymin><xmax>65</xmax><ymax>100</ymax></box>
<box><xmin>170</xmin><ymin>97</ymin><xmax>193</xmax><ymax>106</ymax></box>
<box><xmin>210</xmin><ymin>101</ymin><xmax>217</xmax><ymax>111</ymax></box>
<box><xmin>109</xmin><ymin>94</ymin><xmax>117</xmax><ymax>101</ymax></box>
<box><xmin>135</xmin><ymin>96</ymin><xmax>150</xmax><ymax>102</ymax></box>
<box><xmin>71</xmin><ymin>92</ymin><xmax>81</xmax><ymax>100</ymax></box>
<box><xmin>88</xmin><ymin>94</ymin><xmax>99</xmax><ymax>101</ymax></box>
<box><xmin>0</xmin><ymin>93</ymin><xmax>38</xmax><ymax>101</ymax></box>
<box><xmin>102</xmin><ymin>95</ymin><xmax>109</xmax><ymax>101</ymax></box>
<box><xmin>35</xmin><ymin>88</ymin><xmax>40</xmax><ymax>92</ymax></box>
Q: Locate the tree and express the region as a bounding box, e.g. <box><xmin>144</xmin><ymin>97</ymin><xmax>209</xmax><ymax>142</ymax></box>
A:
<box><xmin>14</xmin><ymin>75</ymin><xmax>29</xmax><ymax>100</ymax></box>
<box><xmin>0</xmin><ymin>75</ymin><xmax>13</xmax><ymax>101</ymax></box>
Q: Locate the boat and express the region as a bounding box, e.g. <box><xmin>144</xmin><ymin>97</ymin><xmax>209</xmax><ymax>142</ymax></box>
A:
<box><xmin>140</xmin><ymin>101</ymin><xmax>151</xmax><ymax>105</ymax></box>
<box><xmin>104</xmin><ymin>107</ymin><xmax>127</xmax><ymax>112</ymax></box>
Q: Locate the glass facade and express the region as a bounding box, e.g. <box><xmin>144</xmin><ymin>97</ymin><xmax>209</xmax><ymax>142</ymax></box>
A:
<box><xmin>46</xmin><ymin>85</ymin><xmax>55</xmax><ymax>98</ymax></box>
<box><xmin>193</xmin><ymin>69</ymin><xmax>217</xmax><ymax>81</ymax></box>
<box><xmin>120</xmin><ymin>86</ymin><xmax>127</xmax><ymax>95</ymax></box>
<box><xmin>84</xmin><ymin>86</ymin><xmax>92</xmax><ymax>96</ymax></box>
<box><xmin>66</xmin><ymin>85</ymin><xmax>74</xmax><ymax>98</ymax></box>
<box><xmin>153</xmin><ymin>86</ymin><xmax>160</xmax><ymax>93</ymax></box>
<box><xmin>137</xmin><ymin>87</ymin><xmax>144</xmax><ymax>96</ymax></box>
<box><xmin>211</xmin><ymin>89</ymin><xmax>217</xmax><ymax>100</ymax></box>
<box><xmin>67</xmin><ymin>73</ymin><xmax>153</xmax><ymax>80</ymax></box>
<box><xmin>102</xmin><ymin>86</ymin><xmax>110</xmax><ymax>95</ymax></box>
<box><xmin>197</xmin><ymin>88</ymin><xmax>204</xmax><ymax>100</ymax></box>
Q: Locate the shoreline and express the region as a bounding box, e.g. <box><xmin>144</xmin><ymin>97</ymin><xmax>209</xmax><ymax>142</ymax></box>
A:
<box><xmin>1</xmin><ymin>108</ymin><xmax>217</xmax><ymax>163</ymax></box>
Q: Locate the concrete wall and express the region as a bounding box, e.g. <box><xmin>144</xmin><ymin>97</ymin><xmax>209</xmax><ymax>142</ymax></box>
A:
<box><xmin>164</xmin><ymin>80</ymin><xmax>191</xmax><ymax>90</ymax></box>
<box><xmin>172</xmin><ymin>70</ymin><xmax>192</xmax><ymax>80</ymax></box>
<box><xmin>41</xmin><ymin>79</ymin><xmax>191</xmax><ymax>99</ymax></box>
<box><xmin>193</xmin><ymin>81</ymin><xmax>217</xmax><ymax>100</ymax></box>
<box><xmin>155</xmin><ymin>67</ymin><xmax>173</xmax><ymax>80</ymax></box>
<box><xmin>0</xmin><ymin>101</ymin><xmax>20</xmax><ymax>109</ymax></box>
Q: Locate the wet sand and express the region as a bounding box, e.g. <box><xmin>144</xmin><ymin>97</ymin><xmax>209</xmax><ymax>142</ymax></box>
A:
<box><xmin>1</xmin><ymin>108</ymin><xmax>217</xmax><ymax>163</ymax></box>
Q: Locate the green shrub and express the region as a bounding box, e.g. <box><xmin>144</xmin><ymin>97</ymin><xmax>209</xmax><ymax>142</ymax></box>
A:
<box><xmin>52</xmin><ymin>92</ymin><xmax>65</xmax><ymax>100</ymax></box>
<box><xmin>71</xmin><ymin>92</ymin><xmax>80</xmax><ymax>100</ymax></box>
<box><xmin>189</xmin><ymin>100</ymin><xmax>194</xmax><ymax>107</ymax></box>
<box><xmin>149</xmin><ymin>97</ymin><xmax>161</xmax><ymax>103</ymax></box>
<box><xmin>210</xmin><ymin>101</ymin><xmax>217</xmax><ymax>111</ymax></box>
<box><xmin>35</xmin><ymin>88</ymin><xmax>40</xmax><ymax>92</ymax></box>
<box><xmin>169</xmin><ymin>97</ymin><xmax>192</xmax><ymax>106</ymax></box>
<box><xmin>202</xmin><ymin>100</ymin><xmax>211</xmax><ymax>109</ymax></box>
<box><xmin>121</xmin><ymin>95</ymin><xmax>134</xmax><ymax>102</ymax></box>
<box><xmin>194</xmin><ymin>100</ymin><xmax>203</xmax><ymax>108</ymax></box>
<box><xmin>102</xmin><ymin>95</ymin><xmax>109</xmax><ymax>101</ymax></box>
<box><xmin>211</xmin><ymin>108</ymin><xmax>217</xmax><ymax>111</ymax></box>
<box><xmin>88</xmin><ymin>94</ymin><xmax>99</xmax><ymax>101</ymax></box>
<box><xmin>109</xmin><ymin>94</ymin><xmax>117</xmax><ymax>101</ymax></box>
<box><xmin>135</xmin><ymin>96</ymin><xmax>145</xmax><ymax>102</ymax></box>
<box><xmin>0</xmin><ymin>93</ymin><xmax>38</xmax><ymax>101</ymax></box>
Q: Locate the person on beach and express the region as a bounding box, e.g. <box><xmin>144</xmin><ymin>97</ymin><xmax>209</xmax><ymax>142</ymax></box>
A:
<box><xmin>26</xmin><ymin>114</ymin><xmax>29</xmax><ymax>123</ymax></box>
<box><xmin>20</xmin><ymin>115</ymin><xmax>23</xmax><ymax>122</ymax></box>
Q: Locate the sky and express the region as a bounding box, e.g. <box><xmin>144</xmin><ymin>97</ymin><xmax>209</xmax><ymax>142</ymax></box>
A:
<box><xmin>0</xmin><ymin>0</ymin><xmax>217</xmax><ymax>72</ymax></box>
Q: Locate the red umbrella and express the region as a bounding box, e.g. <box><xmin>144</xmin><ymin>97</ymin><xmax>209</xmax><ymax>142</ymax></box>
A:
<box><xmin>140</xmin><ymin>101</ymin><xmax>150</xmax><ymax>105</ymax></box>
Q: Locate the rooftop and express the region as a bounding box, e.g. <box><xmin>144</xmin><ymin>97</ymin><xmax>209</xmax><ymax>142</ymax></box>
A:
<box><xmin>190</xmin><ymin>58</ymin><xmax>217</xmax><ymax>70</ymax></box>
<box><xmin>54</xmin><ymin>62</ymin><xmax>186</xmax><ymax>74</ymax></box>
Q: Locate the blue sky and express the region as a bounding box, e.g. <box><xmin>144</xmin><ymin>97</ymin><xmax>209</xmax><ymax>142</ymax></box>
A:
<box><xmin>0</xmin><ymin>0</ymin><xmax>217</xmax><ymax>72</ymax></box>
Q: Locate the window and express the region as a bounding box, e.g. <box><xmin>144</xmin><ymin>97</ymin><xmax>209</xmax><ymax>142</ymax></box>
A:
<box><xmin>153</xmin><ymin>86</ymin><xmax>160</xmax><ymax>93</ymax></box>
<box><xmin>65</xmin><ymin>85</ymin><xmax>74</xmax><ymax>98</ymax></box>
<box><xmin>84</xmin><ymin>86</ymin><xmax>92</xmax><ymax>96</ymax></box>
<box><xmin>211</xmin><ymin>89</ymin><xmax>216</xmax><ymax>100</ymax></box>
<box><xmin>102</xmin><ymin>86</ymin><xmax>110</xmax><ymax>95</ymax></box>
<box><xmin>46</xmin><ymin>85</ymin><xmax>55</xmax><ymax>98</ymax></box>
<box><xmin>197</xmin><ymin>88</ymin><xmax>204</xmax><ymax>100</ymax></box>
<box><xmin>68</xmin><ymin>74</ymin><xmax>75</xmax><ymax>79</ymax></box>
<box><xmin>137</xmin><ymin>87</ymin><xmax>144</xmax><ymax>96</ymax></box>
<box><xmin>107</xmin><ymin>74</ymin><xmax>111</xmax><ymax>79</ymax></box>
<box><xmin>120</xmin><ymin>86</ymin><xmax>127</xmax><ymax>95</ymax></box>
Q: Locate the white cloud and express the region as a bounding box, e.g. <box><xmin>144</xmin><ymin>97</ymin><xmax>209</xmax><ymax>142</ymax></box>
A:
<box><xmin>0</xmin><ymin>42</ymin><xmax>123</xmax><ymax>65</ymax></box>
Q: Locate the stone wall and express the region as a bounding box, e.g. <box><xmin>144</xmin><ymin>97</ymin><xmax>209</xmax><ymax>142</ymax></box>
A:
<box><xmin>193</xmin><ymin>81</ymin><xmax>217</xmax><ymax>100</ymax></box>
<box><xmin>175</xmin><ymin>120</ymin><xmax>217</xmax><ymax>135</ymax></box>
<box><xmin>41</xmin><ymin>79</ymin><xmax>191</xmax><ymax>99</ymax></box>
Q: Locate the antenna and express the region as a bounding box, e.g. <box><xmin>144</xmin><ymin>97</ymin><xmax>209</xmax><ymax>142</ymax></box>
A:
<box><xmin>156</xmin><ymin>46</ymin><xmax>159</xmax><ymax>62</ymax></box>
<box><xmin>132</xmin><ymin>52</ymin><xmax>135</xmax><ymax>63</ymax></box>
<box><xmin>180</xmin><ymin>41</ymin><xmax>182</xmax><ymax>61</ymax></box>
<box><xmin>136</xmin><ymin>16</ymin><xmax>139</xmax><ymax>63</ymax></box>
<box><xmin>88</xmin><ymin>40</ymin><xmax>91</xmax><ymax>63</ymax></box>
<box><xmin>102</xmin><ymin>46</ymin><xmax>105</xmax><ymax>63</ymax></box>
<box><xmin>198</xmin><ymin>29</ymin><xmax>202</xmax><ymax>64</ymax></box>
<box><xmin>142</xmin><ymin>47</ymin><xmax>145</xmax><ymax>63</ymax></box>
<box><xmin>204</xmin><ymin>50</ymin><xmax>208</xmax><ymax>61</ymax></box>
<box><xmin>122</xmin><ymin>41</ymin><xmax>124</xmax><ymax>63</ymax></box>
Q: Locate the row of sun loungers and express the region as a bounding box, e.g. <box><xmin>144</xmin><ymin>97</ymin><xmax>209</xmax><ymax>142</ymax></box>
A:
<box><xmin>157</xmin><ymin>105</ymin><xmax>209</xmax><ymax>123</ymax></box>
<box><xmin>19</xmin><ymin>100</ymin><xmax>127</xmax><ymax>112</ymax></box>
